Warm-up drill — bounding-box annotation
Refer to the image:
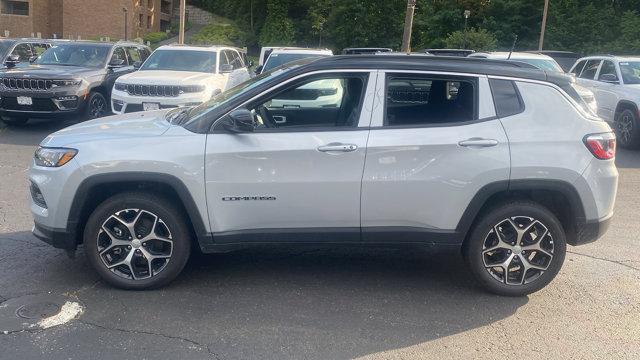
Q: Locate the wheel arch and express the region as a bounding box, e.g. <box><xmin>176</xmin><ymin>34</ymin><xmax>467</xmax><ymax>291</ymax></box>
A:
<box><xmin>67</xmin><ymin>172</ymin><xmax>211</xmax><ymax>250</ymax></box>
<box><xmin>615</xmin><ymin>100</ymin><xmax>639</xmax><ymax>117</ymax></box>
<box><xmin>457</xmin><ymin>180</ymin><xmax>589</xmax><ymax>246</ymax></box>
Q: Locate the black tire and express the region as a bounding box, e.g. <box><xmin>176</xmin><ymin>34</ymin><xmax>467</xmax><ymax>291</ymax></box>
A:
<box><xmin>614</xmin><ymin>108</ymin><xmax>640</xmax><ymax>149</ymax></box>
<box><xmin>84</xmin><ymin>192</ymin><xmax>191</xmax><ymax>290</ymax></box>
<box><xmin>463</xmin><ymin>201</ymin><xmax>566</xmax><ymax>297</ymax></box>
<box><xmin>84</xmin><ymin>91</ymin><xmax>109</xmax><ymax>120</ymax></box>
<box><xmin>1</xmin><ymin>116</ymin><xmax>29</xmax><ymax>126</ymax></box>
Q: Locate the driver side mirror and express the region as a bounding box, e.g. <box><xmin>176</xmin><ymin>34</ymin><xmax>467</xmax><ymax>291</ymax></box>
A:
<box><xmin>254</xmin><ymin>65</ymin><xmax>263</xmax><ymax>75</ymax></box>
<box><xmin>222</xmin><ymin>108</ymin><xmax>254</xmax><ymax>133</ymax></box>
<box><xmin>600</xmin><ymin>73</ymin><xmax>619</xmax><ymax>84</ymax></box>
<box><xmin>108</xmin><ymin>58</ymin><xmax>126</xmax><ymax>68</ymax></box>
<box><xmin>29</xmin><ymin>55</ymin><xmax>38</xmax><ymax>63</ymax></box>
<box><xmin>133</xmin><ymin>61</ymin><xmax>142</xmax><ymax>69</ymax></box>
<box><xmin>4</xmin><ymin>54</ymin><xmax>20</xmax><ymax>68</ymax></box>
<box><xmin>219</xmin><ymin>64</ymin><xmax>234</xmax><ymax>74</ymax></box>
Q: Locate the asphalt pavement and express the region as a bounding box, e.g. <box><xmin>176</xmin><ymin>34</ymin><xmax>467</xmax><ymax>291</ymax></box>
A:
<box><xmin>0</xmin><ymin>118</ymin><xmax>638</xmax><ymax>360</ymax></box>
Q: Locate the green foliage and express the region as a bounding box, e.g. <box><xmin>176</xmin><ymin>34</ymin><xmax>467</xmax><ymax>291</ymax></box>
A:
<box><xmin>143</xmin><ymin>32</ymin><xmax>169</xmax><ymax>45</ymax></box>
<box><xmin>444</xmin><ymin>28</ymin><xmax>497</xmax><ymax>51</ymax></box>
<box><xmin>189</xmin><ymin>23</ymin><xmax>246</xmax><ymax>46</ymax></box>
<box><xmin>190</xmin><ymin>0</ymin><xmax>640</xmax><ymax>54</ymax></box>
<box><xmin>259</xmin><ymin>0</ymin><xmax>296</xmax><ymax>45</ymax></box>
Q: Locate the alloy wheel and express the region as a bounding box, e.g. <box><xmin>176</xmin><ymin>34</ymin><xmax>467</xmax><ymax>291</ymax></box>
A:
<box><xmin>617</xmin><ymin>112</ymin><xmax>634</xmax><ymax>146</ymax></box>
<box><xmin>97</xmin><ymin>209</ymin><xmax>173</xmax><ymax>280</ymax></box>
<box><xmin>481</xmin><ymin>216</ymin><xmax>554</xmax><ymax>286</ymax></box>
<box><xmin>89</xmin><ymin>95</ymin><xmax>107</xmax><ymax>119</ymax></box>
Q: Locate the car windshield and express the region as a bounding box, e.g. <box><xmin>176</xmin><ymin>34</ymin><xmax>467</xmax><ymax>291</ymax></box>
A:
<box><xmin>263</xmin><ymin>53</ymin><xmax>327</xmax><ymax>72</ymax></box>
<box><xmin>186</xmin><ymin>58</ymin><xmax>317</xmax><ymax>124</ymax></box>
<box><xmin>35</xmin><ymin>44</ymin><xmax>110</xmax><ymax>68</ymax></box>
<box><xmin>140</xmin><ymin>49</ymin><xmax>217</xmax><ymax>72</ymax></box>
<box><xmin>619</xmin><ymin>61</ymin><xmax>640</xmax><ymax>84</ymax></box>
<box><xmin>516</xmin><ymin>58</ymin><xmax>564</xmax><ymax>72</ymax></box>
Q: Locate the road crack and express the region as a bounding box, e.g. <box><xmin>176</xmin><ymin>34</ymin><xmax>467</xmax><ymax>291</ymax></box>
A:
<box><xmin>567</xmin><ymin>250</ymin><xmax>640</xmax><ymax>272</ymax></box>
<box><xmin>78</xmin><ymin>319</ymin><xmax>221</xmax><ymax>359</ymax></box>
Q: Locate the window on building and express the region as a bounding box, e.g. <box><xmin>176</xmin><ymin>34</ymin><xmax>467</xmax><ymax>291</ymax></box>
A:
<box><xmin>148</xmin><ymin>0</ymin><xmax>153</xmax><ymax>9</ymax></box>
<box><xmin>147</xmin><ymin>15</ymin><xmax>152</xmax><ymax>29</ymax></box>
<box><xmin>1</xmin><ymin>0</ymin><xmax>29</xmax><ymax>15</ymax></box>
<box><xmin>138</xmin><ymin>13</ymin><xmax>144</xmax><ymax>28</ymax></box>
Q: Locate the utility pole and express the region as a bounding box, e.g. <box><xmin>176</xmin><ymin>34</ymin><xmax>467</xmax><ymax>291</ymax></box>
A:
<box><xmin>463</xmin><ymin>10</ymin><xmax>470</xmax><ymax>49</ymax></box>
<box><xmin>401</xmin><ymin>0</ymin><xmax>417</xmax><ymax>54</ymax></box>
<box><xmin>122</xmin><ymin>8</ymin><xmax>128</xmax><ymax>41</ymax></box>
<box><xmin>538</xmin><ymin>0</ymin><xmax>549</xmax><ymax>51</ymax></box>
<box><xmin>178</xmin><ymin>0</ymin><xmax>186</xmax><ymax>44</ymax></box>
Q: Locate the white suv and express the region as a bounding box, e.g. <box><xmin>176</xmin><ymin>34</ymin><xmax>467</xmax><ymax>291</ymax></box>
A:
<box><xmin>111</xmin><ymin>45</ymin><xmax>251</xmax><ymax>114</ymax></box>
<box><xmin>29</xmin><ymin>56</ymin><xmax>617</xmax><ymax>296</ymax></box>
<box><xmin>570</xmin><ymin>56</ymin><xmax>640</xmax><ymax>148</ymax></box>
<box><xmin>256</xmin><ymin>48</ymin><xmax>332</xmax><ymax>74</ymax></box>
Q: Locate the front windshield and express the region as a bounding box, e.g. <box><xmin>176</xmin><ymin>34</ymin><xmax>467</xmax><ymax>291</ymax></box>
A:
<box><xmin>140</xmin><ymin>49</ymin><xmax>217</xmax><ymax>73</ymax></box>
<box><xmin>35</xmin><ymin>44</ymin><xmax>110</xmax><ymax>68</ymax></box>
<box><xmin>263</xmin><ymin>53</ymin><xmax>326</xmax><ymax>72</ymax></box>
<box><xmin>619</xmin><ymin>61</ymin><xmax>640</xmax><ymax>84</ymax></box>
<box><xmin>517</xmin><ymin>58</ymin><xmax>564</xmax><ymax>72</ymax></box>
<box><xmin>187</xmin><ymin>58</ymin><xmax>317</xmax><ymax>124</ymax></box>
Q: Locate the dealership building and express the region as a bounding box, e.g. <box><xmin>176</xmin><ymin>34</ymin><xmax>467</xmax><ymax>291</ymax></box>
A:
<box><xmin>0</xmin><ymin>0</ymin><xmax>175</xmax><ymax>40</ymax></box>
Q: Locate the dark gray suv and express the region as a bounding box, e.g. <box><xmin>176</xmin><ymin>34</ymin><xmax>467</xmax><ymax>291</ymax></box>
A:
<box><xmin>0</xmin><ymin>41</ymin><xmax>150</xmax><ymax>126</ymax></box>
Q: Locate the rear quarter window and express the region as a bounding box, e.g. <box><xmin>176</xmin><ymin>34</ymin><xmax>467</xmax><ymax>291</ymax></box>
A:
<box><xmin>489</xmin><ymin>79</ymin><xmax>524</xmax><ymax>118</ymax></box>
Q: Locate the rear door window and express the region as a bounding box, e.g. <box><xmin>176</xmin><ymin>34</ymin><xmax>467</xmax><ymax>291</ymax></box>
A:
<box><xmin>570</xmin><ymin>60</ymin><xmax>586</xmax><ymax>75</ymax></box>
<box><xmin>126</xmin><ymin>46</ymin><xmax>142</xmax><ymax>63</ymax></box>
<box><xmin>385</xmin><ymin>74</ymin><xmax>477</xmax><ymax>126</ymax></box>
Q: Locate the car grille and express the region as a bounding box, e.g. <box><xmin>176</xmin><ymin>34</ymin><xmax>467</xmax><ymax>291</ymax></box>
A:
<box><xmin>126</xmin><ymin>84</ymin><xmax>181</xmax><ymax>97</ymax></box>
<box><xmin>1</xmin><ymin>78</ymin><xmax>54</xmax><ymax>91</ymax></box>
<box><xmin>0</xmin><ymin>97</ymin><xmax>58</xmax><ymax>111</ymax></box>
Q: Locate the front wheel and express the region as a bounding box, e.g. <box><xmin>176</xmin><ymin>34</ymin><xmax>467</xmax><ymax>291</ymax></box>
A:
<box><xmin>84</xmin><ymin>91</ymin><xmax>109</xmax><ymax>120</ymax></box>
<box><xmin>463</xmin><ymin>201</ymin><xmax>566</xmax><ymax>296</ymax></box>
<box><xmin>615</xmin><ymin>108</ymin><xmax>640</xmax><ymax>149</ymax></box>
<box><xmin>84</xmin><ymin>192</ymin><xmax>192</xmax><ymax>290</ymax></box>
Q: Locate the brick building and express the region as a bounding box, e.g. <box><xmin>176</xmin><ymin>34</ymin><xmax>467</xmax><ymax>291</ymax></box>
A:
<box><xmin>0</xmin><ymin>0</ymin><xmax>175</xmax><ymax>40</ymax></box>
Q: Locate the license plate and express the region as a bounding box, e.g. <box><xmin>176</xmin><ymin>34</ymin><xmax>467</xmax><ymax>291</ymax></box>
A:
<box><xmin>143</xmin><ymin>102</ymin><xmax>160</xmax><ymax>111</ymax></box>
<box><xmin>17</xmin><ymin>96</ymin><xmax>33</xmax><ymax>106</ymax></box>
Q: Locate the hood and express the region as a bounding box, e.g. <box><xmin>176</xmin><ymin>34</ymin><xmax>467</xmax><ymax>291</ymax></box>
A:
<box><xmin>41</xmin><ymin>109</ymin><xmax>173</xmax><ymax>147</ymax></box>
<box><xmin>117</xmin><ymin>70</ymin><xmax>219</xmax><ymax>85</ymax></box>
<box><xmin>0</xmin><ymin>64</ymin><xmax>103</xmax><ymax>79</ymax></box>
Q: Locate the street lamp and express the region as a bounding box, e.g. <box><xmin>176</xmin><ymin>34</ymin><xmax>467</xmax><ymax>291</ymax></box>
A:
<box><xmin>463</xmin><ymin>10</ymin><xmax>471</xmax><ymax>49</ymax></box>
<box><xmin>122</xmin><ymin>7</ymin><xmax>128</xmax><ymax>41</ymax></box>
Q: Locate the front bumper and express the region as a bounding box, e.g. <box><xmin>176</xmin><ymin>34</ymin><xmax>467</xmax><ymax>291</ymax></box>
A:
<box><xmin>32</xmin><ymin>222</ymin><xmax>77</xmax><ymax>250</ymax></box>
<box><xmin>0</xmin><ymin>89</ymin><xmax>87</xmax><ymax>118</ymax></box>
<box><xmin>111</xmin><ymin>90</ymin><xmax>207</xmax><ymax>115</ymax></box>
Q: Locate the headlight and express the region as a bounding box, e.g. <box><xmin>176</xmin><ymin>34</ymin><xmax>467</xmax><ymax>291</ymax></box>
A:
<box><xmin>114</xmin><ymin>82</ymin><xmax>127</xmax><ymax>91</ymax></box>
<box><xmin>52</xmin><ymin>79</ymin><xmax>82</xmax><ymax>87</ymax></box>
<box><xmin>34</xmin><ymin>147</ymin><xmax>77</xmax><ymax>167</ymax></box>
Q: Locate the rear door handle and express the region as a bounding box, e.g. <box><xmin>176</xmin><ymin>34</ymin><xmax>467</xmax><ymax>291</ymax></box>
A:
<box><xmin>458</xmin><ymin>138</ymin><xmax>499</xmax><ymax>147</ymax></box>
<box><xmin>317</xmin><ymin>143</ymin><xmax>358</xmax><ymax>152</ymax></box>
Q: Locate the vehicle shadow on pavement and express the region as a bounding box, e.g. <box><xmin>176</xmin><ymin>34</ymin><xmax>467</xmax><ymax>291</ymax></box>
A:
<box><xmin>0</xmin><ymin>118</ymin><xmax>78</xmax><ymax>146</ymax></box>
<box><xmin>615</xmin><ymin>148</ymin><xmax>640</xmax><ymax>169</ymax></box>
<box><xmin>76</xmin><ymin>245</ymin><xmax>528</xmax><ymax>359</ymax></box>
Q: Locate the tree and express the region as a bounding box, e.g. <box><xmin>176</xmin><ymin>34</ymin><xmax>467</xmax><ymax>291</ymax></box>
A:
<box><xmin>444</xmin><ymin>28</ymin><xmax>497</xmax><ymax>51</ymax></box>
<box><xmin>259</xmin><ymin>0</ymin><xmax>296</xmax><ymax>45</ymax></box>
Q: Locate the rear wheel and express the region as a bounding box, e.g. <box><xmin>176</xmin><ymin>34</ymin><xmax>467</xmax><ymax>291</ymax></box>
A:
<box><xmin>84</xmin><ymin>192</ymin><xmax>191</xmax><ymax>290</ymax></box>
<box><xmin>1</xmin><ymin>116</ymin><xmax>28</xmax><ymax>126</ymax></box>
<box><xmin>615</xmin><ymin>108</ymin><xmax>640</xmax><ymax>149</ymax></box>
<box><xmin>463</xmin><ymin>201</ymin><xmax>566</xmax><ymax>296</ymax></box>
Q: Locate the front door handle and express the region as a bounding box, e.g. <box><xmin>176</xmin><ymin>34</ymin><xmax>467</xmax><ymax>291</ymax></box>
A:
<box><xmin>458</xmin><ymin>138</ymin><xmax>499</xmax><ymax>147</ymax></box>
<box><xmin>317</xmin><ymin>143</ymin><xmax>358</xmax><ymax>152</ymax></box>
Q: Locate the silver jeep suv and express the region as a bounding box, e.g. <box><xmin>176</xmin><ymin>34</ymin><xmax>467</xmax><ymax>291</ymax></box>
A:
<box><xmin>570</xmin><ymin>56</ymin><xmax>640</xmax><ymax>148</ymax></box>
<box><xmin>29</xmin><ymin>56</ymin><xmax>618</xmax><ymax>296</ymax></box>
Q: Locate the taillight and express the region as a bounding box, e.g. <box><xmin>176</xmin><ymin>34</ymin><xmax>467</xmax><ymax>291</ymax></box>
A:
<box><xmin>584</xmin><ymin>132</ymin><xmax>616</xmax><ymax>160</ymax></box>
